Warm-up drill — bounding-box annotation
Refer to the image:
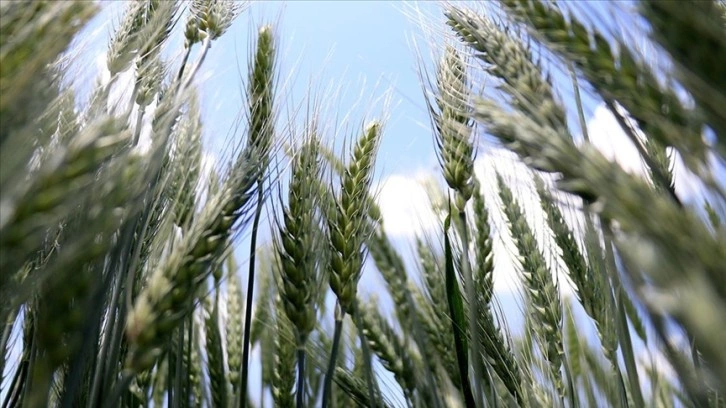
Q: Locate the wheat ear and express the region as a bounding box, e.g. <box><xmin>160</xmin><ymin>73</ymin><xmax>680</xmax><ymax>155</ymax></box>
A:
<box><xmin>238</xmin><ymin>24</ymin><xmax>277</xmax><ymax>407</ymax></box>
<box><xmin>446</xmin><ymin>6</ymin><xmax>566</xmax><ymax>131</ymax></box>
<box><xmin>275</xmin><ymin>134</ymin><xmax>324</xmax><ymax>407</ymax></box>
<box><xmin>322</xmin><ymin>121</ymin><xmax>382</xmax><ymax>408</ymax></box>
<box><xmin>497</xmin><ymin>174</ymin><xmax>564</xmax><ymax>398</ymax></box>
<box><xmin>500</xmin><ymin>0</ymin><xmax>704</xmax><ymax>178</ymax></box>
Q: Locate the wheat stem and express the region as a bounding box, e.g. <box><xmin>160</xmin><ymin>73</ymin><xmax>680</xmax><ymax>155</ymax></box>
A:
<box><xmin>296</xmin><ymin>345</ymin><xmax>306</xmax><ymax>408</ymax></box>
<box><xmin>181</xmin><ymin>36</ymin><xmax>211</xmax><ymax>91</ymax></box>
<box><xmin>239</xmin><ymin>189</ymin><xmax>263</xmax><ymax>407</ymax></box>
<box><xmin>353</xmin><ymin>302</ymin><xmax>381</xmax><ymax>408</ymax></box>
<box><xmin>322</xmin><ymin>302</ymin><xmax>344</xmax><ymax>408</ymax></box>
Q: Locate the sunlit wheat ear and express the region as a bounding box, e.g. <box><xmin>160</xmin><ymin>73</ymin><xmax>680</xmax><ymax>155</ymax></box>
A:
<box><xmin>534</xmin><ymin>176</ymin><xmax>617</xmax><ymax>366</ymax></box>
<box><xmin>500</xmin><ymin>0</ymin><xmax>706</xmax><ymax>171</ymax></box>
<box><xmin>446</xmin><ymin>6</ymin><xmax>566</xmax><ymax>131</ymax></box>
<box><xmin>135</xmin><ymin>55</ymin><xmax>164</xmax><ymax>110</ymax></box>
<box><xmin>166</xmin><ymin>95</ymin><xmax>203</xmax><ymax>228</ymax></box>
<box><xmin>473</xmin><ymin>181</ymin><xmax>524</xmax><ymax>405</ymax></box>
<box><xmin>248</xmin><ymin>25</ymin><xmax>276</xmax><ymax>169</ymax></box>
<box><xmin>274</xmin><ymin>133</ymin><xmax>325</xmax><ymax>407</ymax></box>
<box><xmin>448</xmin><ymin>2</ymin><xmax>678</xmax><ymax>200</ymax></box>
<box><xmin>238</xmin><ymin>24</ymin><xmax>278</xmax><ymax>405</ymax></box>
<box><xmin>0</xmin><ymin>118</ymin><xmax>131</xmax><ymax>295</ymax></box>
<box><xmin>426</xmin><ymin>45</ymin><xmax>475</xmax><ymax>211</ymax></box>
<box><xmin>482</xmin><ymin>94</ymin><xmax>726</xmax><ymax>388</ymax></box>
<box><xmin>319</xmin><ymin>144</ymin><xmax>384</xmax><ymax>226</ymax></box>
<box><xmin>276</xmin><ymin>137</ymin><xmax>322</xmax><ymax>339</ymax></box>
<box><xmin>328</xmin><ymin>121</ymin><xmax>382</xmax><ymax>315</ymax></box>
<box><xmin>185</xmin><ymin>0</ymin><xmax>247</xmax><ymax>46</ymax></box>
<box><xmin>107</xmin><ymin>1</ymin><xmax>145</xmax><ymax>76</ymax></box>
<box><xmin>0</xmin><ymin>1</ymin><xmax>96</xmax><ymax>130</ymax></box>
<box><xmin>322</xmin><ymin>121</ymin><xmax>382</xmax><ymax>408</ymax></box>
<box><xmin>124</xmin><ymin>149</ymin><xmax>258</xmax><ymax>373</ymax></box>
<box><xmin>179</xmin><ymin>0</ymin><xmax>246</xmax><ymax>90</ymax></box>
<box><xmin>481</xmin><ymin>0</ymin><xmax>680</xmax><ymax>199</ymax></box>
<box><xmin>131</xmin><ymin>1</ymin><xmax>177</xmax><ymax>113</ymax></box>
<box><xmin>426</xmin><ymin>42</ymin><xmax>490</xmax><ymax>405</ymax></box>
<box><xmin>497</xmin><ymin>174</ymin><xmax>564</xmax><ymax>397</ymax></box>
<box><xmin>480</xmin><ymin>96</ymin><xmax>724</xmax><ymax>305</ymax></box>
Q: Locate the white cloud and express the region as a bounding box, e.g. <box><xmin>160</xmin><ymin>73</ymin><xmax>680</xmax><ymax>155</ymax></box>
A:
<box><xmin>375</xmin><ymin>172</ymin><xmax>441</xmax><ymax>238</ymax></box>
<box><xmin>586</xmin><ymin>104</ymin><xmax>648</xmax><ymax>176</ymax></box>
<box><xmin>374</xmin><ymin>149</ymin><xmax>581</xmax><ymax>297</ymax></box>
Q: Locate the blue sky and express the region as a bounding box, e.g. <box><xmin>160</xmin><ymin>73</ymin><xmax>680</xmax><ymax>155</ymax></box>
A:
<box><xmin>195</xmin><ymin>1</ymin><xmax>442</xmax><ymax>176</ymax></box>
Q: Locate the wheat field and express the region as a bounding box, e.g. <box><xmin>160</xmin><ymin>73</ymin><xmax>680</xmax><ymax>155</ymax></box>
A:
<box><xmin>1</xmin><ymin>1</ymin><xmax>725</xmax><ymax>407</ymax></box>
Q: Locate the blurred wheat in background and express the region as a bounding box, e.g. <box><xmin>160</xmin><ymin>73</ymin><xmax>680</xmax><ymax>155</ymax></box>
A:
<box><xmin>1</xmin><ymin>1</ymin><xmax>724</xmax><ymax>407</ymax></box>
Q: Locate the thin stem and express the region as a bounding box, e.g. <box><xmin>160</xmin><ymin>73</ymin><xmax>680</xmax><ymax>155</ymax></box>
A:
<box><xmin>238</xmin><ymin>186</ymin><xmax>265</xmax><ymax>408</ymax></box>
<box><xmin>181</xmin><ymin>36</ymin><xmax>211</xmax><ymax>91</ymax></box>
<box><xmin>354</xmin><ymin>303</ymin><xmax>380</xmax><ymax>408</ymax></box>
<box><xmin>132</xmin><ymin>105</ymin><xmax>146</xmax><ymax>146</ymax></box>
<box><xmin>585</xmin><ymin>214</ymin><xmax>629</xmax><ymax>407</ymax></box>
<box><xmin>26</xmin><ymin>355</ymin><xmax>52</xmax><ymax>408</ymax></box>
<box><xmin>0</xmin><ymin>308</ymin><xmax>17</xmax><ymax>387</ymax></box>
<box><xmin>172</xmin><ymin>322</ymin><xmax>184</xmax><ymax>408</ymax></box>
<box><xmin>185</xmin><ymin>313</ymin><xmax>194</xmax><ymax>407</ymax></box>
<box><xmin>603</xmin><ymin>229</ymin><xmax>645</xmax><ymax>408</ymax></box>
<box><xmin>570</xmin><ymin>63</ymin><xmax>589</xmax><ymax>143</ymax></box>
<box><xmin>2</xmin><ymin>360</ymin><xmax>28</xmax><ymax>408</ymax></box>
<box><xmin>562</xmin><ymin>347</ymin><xmax>579</xmax><ymax>408</ymax></box>
<box><xmin>295</xmin><ymin>344</ymin><xmax>306</xmax><ymax>408</ymax></box>
<box><xmin>322</xmin><ymin>302</ymin><xmax>344</xmax><ymax>408</ymax></box>
<box><xmin>88</xmin><ymin>276</ymin><xmax>124</xmax><ymax>408</ymax></box>
<box><xmin>176</xmin><ymin>46</ymin><xmax>192</xmax><ymax>83</ymax></box>
<box><xmin>108</xmin><ymin>372</ymin><xmax>134</xmax><ymax>407</ymax></box>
